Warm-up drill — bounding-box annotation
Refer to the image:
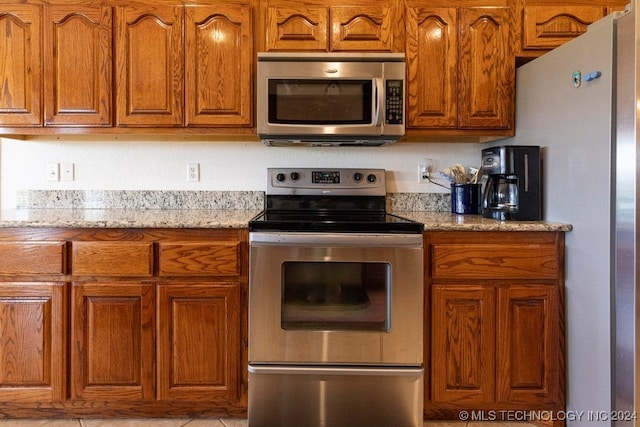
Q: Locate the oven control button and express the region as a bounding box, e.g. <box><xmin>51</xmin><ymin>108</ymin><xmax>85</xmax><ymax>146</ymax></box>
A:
<box><xmin>353</xmin><ymin>172</ymin><xmax>363</xmax><ymax>182</ymax></box>
<box><xmin>276</xmin><ymin>173</ymin><xmax>286</xmax><ymax>182</ymax></box>
<box><xmin>367</xmin><ymin>173</ymin><xmax>377</xmax><ymax>183</ymax></box>
<box><xmin>290</xmin><ymin>172</ymin><xmax>299</xmax><ymax>181</ymax></box>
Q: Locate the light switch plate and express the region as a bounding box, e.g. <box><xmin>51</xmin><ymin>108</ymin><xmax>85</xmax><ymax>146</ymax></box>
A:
<box><xmin>61</xmin><ymin>163</ymin><xmax>74</xmax><ymax>182</ymax></box>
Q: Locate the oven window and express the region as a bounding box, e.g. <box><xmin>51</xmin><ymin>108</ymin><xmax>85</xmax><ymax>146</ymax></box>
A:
<box><xmin>281</xmin><ymin>261</ymin><xmax>389</xmax><ymax>331</ymax></box>
<box><xmin>267</xmin><ymin>79</ymin><xmax>373</xmax><ymax>125</ymax></box>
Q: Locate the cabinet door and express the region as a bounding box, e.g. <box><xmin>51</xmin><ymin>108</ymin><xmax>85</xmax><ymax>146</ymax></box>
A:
<box><xmin>70</xmin><ymin>282</ymin><xmax>155</xmax><ymax>401</ymax></box>
<box><xmin>522</xmin><ymin>6</ymin><xmax>607</xmax><ymax>51</ymax></box>
<box><xmin>458</xmin><ymin>7</ymin><xmax>513</xmax><ymax>129</ymax></box>
<box><xmin>157</xmin><ymin>283</ymin><xmax>240</xmax><ymax>403</ymax></box>
<box><xmin>0</xmin><ymin>5</ymin><xmax>42</xmax><ymax>126</ymax></box>
<box><xmin>185</xmin><ymin>5</ymin><xmax>252</xmax><ymax>127</ymax></box>
<box><xmin>406</xmin><ymin>7</ymin><xmax>457</xmax><ymax>128</ymax></box>
<box><xmin>115</xmin><ymin>4</ymin><xmax>184</xmax><ymax>126</ymax></box>
<box><xmin>265</xmin><ymin>5</ymin><xmax>328</xmax><ymax>51</ymax></box>
<box><xmin>330</xmin><ymin>6</ymin><xmax>393</xmax><ymax>51</ymax></box>
<box><xmin>44</xmin><ymin>5</ymin><xmax>112</xmax><ymax>126</ymax></box>
<box><xmin>496</xmin><ymin>285</ymin><xmax>560</xmax><ymax>404</ymax></box>
<box><xmin>431</xmin><ymin>284</ymin><xmax>495</xmax><ymax>404</ymax></box>
<box><xmin>0</xmin><ymin>282</ymin><xmax>66</xmax><ymax>402</ymax></box>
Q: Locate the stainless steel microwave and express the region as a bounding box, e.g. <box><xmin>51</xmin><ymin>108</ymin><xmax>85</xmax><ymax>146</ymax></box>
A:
<box><xmin>256</xmin><ymin>52</ymin><xmax>405</xmax><ymax>146</ymax></box>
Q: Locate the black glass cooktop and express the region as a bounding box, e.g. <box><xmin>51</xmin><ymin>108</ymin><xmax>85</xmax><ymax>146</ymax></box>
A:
<box><xmin>249</xmin><ymin>211</ymin><xmax>422</xmax><ymax>233</ymax></box>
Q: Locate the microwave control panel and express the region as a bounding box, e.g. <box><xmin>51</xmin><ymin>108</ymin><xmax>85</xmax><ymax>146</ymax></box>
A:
<box><xmin>385</xmin><ymin>80</ymin><xmax>404</xmax><ymax>125</ymax></box>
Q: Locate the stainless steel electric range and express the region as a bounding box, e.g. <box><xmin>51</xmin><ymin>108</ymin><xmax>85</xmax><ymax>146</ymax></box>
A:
<box><xmin>248</xmin><ymin>168</ymin><xmax>424</xmax><ymax>427</ymax></box>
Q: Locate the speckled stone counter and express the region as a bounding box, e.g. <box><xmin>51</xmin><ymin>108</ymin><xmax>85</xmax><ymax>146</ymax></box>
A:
<box><xmin>399</xmin><ymin>211</ymin><xmax>572</xmax><ymax>232</ymax></box>
<box><xmin>1</xmin><ymin>190</ymin><xmax>572</xmax><ymax>231</ymax></box>
<box><xmin>0</xmin><ymin>209</ymin><xmax>571</xmax><ymax>232</ymax></box>
<box><xmin>0</xmin><ymin>208</ymin><xmax>261</xmax><ymax>229</ymax></box>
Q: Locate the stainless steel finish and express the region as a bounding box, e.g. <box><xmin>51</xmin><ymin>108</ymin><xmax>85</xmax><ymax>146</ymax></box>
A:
<box><xmin>614</xmin><ymin>4</ymin><xmax>639</xmax><ymax>425</ymax></box>
<box><xmin>267</xmin><ymin>167</ymin><xmax>386</xmax><ymax>196</ymax></box>
<box><xmin>248</xmin><ymin>232</ymin><xmax>423</xmax><ymax>365</ymax></box>
<box><xmin>248</xmin><ymin>365</ymin><xmax>424</xmax><ymax>427</ymax></box>
<box><xmin>256</xmin><ymin>52</ymin><xmax>405</xmax><ymax>146</ymax></box>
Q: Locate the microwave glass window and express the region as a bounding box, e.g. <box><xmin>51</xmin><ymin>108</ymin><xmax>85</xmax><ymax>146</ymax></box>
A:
<box><xmin>281</xmin><ymin>261</ymin><xmax>390</xmax><ymax>331</ymax></box>
<box><xmin>268</xmin><ymin>79</ymin><xmax>373</xmax><ymax>125</ymax></box>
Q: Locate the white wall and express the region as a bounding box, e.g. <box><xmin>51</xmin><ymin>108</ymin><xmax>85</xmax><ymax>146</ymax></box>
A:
<box><xmin>0</xmin><ymin>135</ymin><xmax>481</xmax><ymax>209</ymax></box>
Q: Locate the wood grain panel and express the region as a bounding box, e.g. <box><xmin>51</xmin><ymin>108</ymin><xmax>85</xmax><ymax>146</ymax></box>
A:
<box><xmin>44</xmin><ymin>4</ymin><xmax>112</xmax><ymax>126</ymax></box>
<box><xmin>0</xmin><ymin>242</ymin><xmax>65</xmax><ymax>275</ymax></box>
<box><xmin>497</xmin><ymin>285</ymin><xmax>560</xmax><ymax>404</ymax></box>
<box><xmin>70</xmin><ymin>282</ymin><xmax>154</xmax><ymax>400</ymax></box>
<box><xmin>458</xmin><ymin>7</ymin><xmax>513</xmax><ymax>129</ymax></box>
<box><xmin>431</xmin><ymin>284</ymin><xmax>494</xmax><ymax>404</ymax></box>
<box><xmin>159</xmin><ymin>241</ymin><xmax>240</xmax><ymax>276</ymax></box>
<box><xmin>432</xmin><ymin>243</ymin><xmax>559</xmax><ymax>280</ymax></box>
<box><xmin>185</xmin><ymin>5</ymin><xmax>252</xmax><ymax>126</ymax></box>
<box><xmin>0</xmin><ymin>4</ymin><xmax>42</xmax><ymax>126</ymax></box>
<box><xmin>266</xmin><ymin>6</ymin><xmax>328</xmax><ymax>51</ymax></box>
<box><xmin>406</xmin><ymin>7</ymin><xmax>457</xmax><ymax>128</ymax></box>
<box><xmin>0</xmin><ymin>282</ymin><xmax>66</xmax><ymax>402</ymax></box>
<box><xmin>115</xmin><ymin>4</ymin><xmax>184</xmax><ymax>126</ymax></box>
<box><xmin>71</xmin><ymin>241</ymin><xmax>153</xmax><ymax>277</ymax></box>
<box><xmin>330</xmin><ymin>6</ymin><xmax>392</xmax><ymax>51</ymax></box>
<box><xmin>523</xmin><ymin>6</ymin><xmax>607</xmax><ymax>50</ymax></box>
<box><xmin>157</xmin><ymin>284</ymin><xmax>240</xmax><ymax>402</ymax></box>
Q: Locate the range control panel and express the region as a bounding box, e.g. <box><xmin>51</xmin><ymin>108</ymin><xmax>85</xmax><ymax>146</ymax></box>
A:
<box><xmin>267</xmin><ymin>168</ymin><xmax>386</xmax><ymax>196</ymax></box>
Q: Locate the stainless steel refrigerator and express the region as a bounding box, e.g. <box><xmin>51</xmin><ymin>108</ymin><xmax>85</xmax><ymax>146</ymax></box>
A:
<box><xmin>501</xmin><ymin>3</ymin><xmax>638</xmax><ymax>426</ymax></box>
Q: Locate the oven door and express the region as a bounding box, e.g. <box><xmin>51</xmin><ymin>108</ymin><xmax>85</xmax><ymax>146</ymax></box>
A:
<box><xmin>249</xmin><ymin>232</ymin><xmax>423</xmax><ymax>366</ymax></box>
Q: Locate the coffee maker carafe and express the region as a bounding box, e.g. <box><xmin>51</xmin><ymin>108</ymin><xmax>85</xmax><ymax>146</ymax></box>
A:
<box><xmin>480</xmin><ymin>146</ymin><xmax>541</xmax><ymax>221</ymax></box>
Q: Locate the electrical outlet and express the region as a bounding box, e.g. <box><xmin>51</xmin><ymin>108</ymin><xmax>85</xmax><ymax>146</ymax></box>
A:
<box><xmin>187</xmin><ymin>163</ymin><xmax>200</xmax><ymax>182</ymax></box>
<box><xmin>61</xmin><ymin>163</ymin><xmax>74</xmax><ymax>182</ymax></box>
<box><xmin>47</xmin><ymin>163</ymin><xmax>60</xmax><ymax>182</ymax></box>
<box><xmin>418</xmin><ymin>159</ymin><xmax>434</xmax><ymax>183</ymax></box>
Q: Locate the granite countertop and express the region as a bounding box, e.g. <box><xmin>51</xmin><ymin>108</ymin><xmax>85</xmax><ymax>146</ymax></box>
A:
<box><xmin>0</xmin><ymin>208</ymin><xmax>571</xmax><ymax>232</ymax></box>
<box><xmin>0</xmin><ymin>190</ymin><xmax>572</xmax><ymax>232</ymax></box>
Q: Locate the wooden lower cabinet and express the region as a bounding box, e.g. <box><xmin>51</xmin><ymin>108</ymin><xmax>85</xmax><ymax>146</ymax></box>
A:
<box><xmin>70</xmin><ymin>281</ymin><xmax>155</xmax><ymax>401</ymax></box>
<box><xmin>0</xmin><ymin>282</ymin><xmax>66</xmax><ymax>402</ymax></box>
<box><xmin>157</xmin><ymin>283</ymin><xmax>240</xmax><ymax>403</ymax></box>
<box><xmin>0</xmin><ymin>228</ymin><xmax>247</xmax><ymax>418</ymax></box>
<box><xmin>425</xmin><ymin>231</ymin><xmax>565</xmax><ymax>422</ymax></box>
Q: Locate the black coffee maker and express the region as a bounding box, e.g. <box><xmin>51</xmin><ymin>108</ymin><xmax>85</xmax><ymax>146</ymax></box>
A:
<box><xmin>480</xmin><ymin>145</ymin><xmax>541</xmax><ymax>221</ymax></box>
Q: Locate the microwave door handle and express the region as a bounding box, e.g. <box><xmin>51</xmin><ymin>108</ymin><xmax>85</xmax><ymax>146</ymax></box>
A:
<box><xmin>374</xmin><ymin>78</ymin><xmax>383</xmax><ymax>126</ymax></box>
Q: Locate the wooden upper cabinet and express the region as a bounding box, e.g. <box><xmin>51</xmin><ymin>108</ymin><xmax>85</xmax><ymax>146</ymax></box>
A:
<box><xmin>515</xmin><ymin>1</ymin><xmax>629</xmax><ymax>57</ymax></box>
<box><xmin>523</xmin><ymin>6</ymin><xmax>607</xmax><ymax>50</ymax></box>
<box><xmin>330</xmin><ymin>6</ymin><xmax>393</xmax><ymax>51</ymax></box>
<box><xmin>115</xmin><ymin>4</ymin><xmax>184</xmax><ymax>127</ymax></box>
<box><xmin>185</xmin><ymin>5</ymin><xmax>252</xmax><ymax>127</ymax></box>
<box><xmin>44</xmin><ymin>5</ymin><xmax>112</xmax><ymax>126</ymax></box>
<box><xmin>0</xmin><ymin>4</ymin><xmax>42</xmax><ymax>126</ymax></box>
<box><xmin>266</xmin><ymin>6</ymin><xmax>328</xmax><ymax>51</ymax></box>
<box><xmin>406</xmin><ymin>6</ymin><xmax>513</xmax><ymax>131</ymax></box>
<box><xmin>406</xmin><ymin>7</ymin><xmax>457</xmax><ymax>128</ymax></box>
<box><xmin>458</xmin><ymin>7</ymin><xmax>512</xmax><ymax>129</ymax></box>
<box><xmin>264</xmin><ymin>2</ymin><xmax>394</xmax><ymax>51</ymax></box>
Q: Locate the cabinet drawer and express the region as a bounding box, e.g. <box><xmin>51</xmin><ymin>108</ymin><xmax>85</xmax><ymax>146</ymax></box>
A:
<box><xmin>158</xmin><ymin>241</ymin><xmax>240</xmax><ymax>276</ymax></box>
<box><xmin>0</xmin><ymin>242</ymin><xmax>65</xmax><ymax>275</ymax></box>
<box><xmin>431</xmin><ymin>243</ymin><xmax>559</xmax><ymax>280</ymax></box>
<box><xmin>71</xmin><ymin>242</ymin><xmax>153</xmax><ymax>277</ymax></box>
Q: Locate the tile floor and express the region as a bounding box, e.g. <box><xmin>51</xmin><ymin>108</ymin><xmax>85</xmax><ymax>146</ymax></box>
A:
<box><xmin>0</xmin><ymin>420</ymin><xmax>538</xmax><ymax>427</ymax></box>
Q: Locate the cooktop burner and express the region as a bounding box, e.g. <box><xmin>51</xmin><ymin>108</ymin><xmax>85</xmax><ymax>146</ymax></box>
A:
<box><xmin>249</xmin><ymin>168</ymin><xmax>422</xmax><ymax>234</ymax></box>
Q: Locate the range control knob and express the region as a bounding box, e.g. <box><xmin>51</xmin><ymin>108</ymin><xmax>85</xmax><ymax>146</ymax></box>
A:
<box><xmin>367</xmin><ymin>173</ymin><xmax>377</xmax><ymax>183</ymax></box>
<box><xmin>290</xmin><ymin>172</ymin><xmax>299</xmax><ymax>181</ymax></box>
<box><xmin>353</xmin><ymin>172</ymin><xmax>363</xmax><ymax>182</ymax></box>
<box><xmin>276</xmin><ymin>173</ymin><xmax>286</xmax><ymax>182</ymax></box>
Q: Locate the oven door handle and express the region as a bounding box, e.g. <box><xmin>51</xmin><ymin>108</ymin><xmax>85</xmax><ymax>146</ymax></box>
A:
<box><xmin>249</xmin><ymin>232</ymin><xmax>422</xmax><ymax>247</ymax></box>
<box><xmin>249</xmin><ymin>365</ymin><xmax>424</xmax><ymax>376</ymax></box>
